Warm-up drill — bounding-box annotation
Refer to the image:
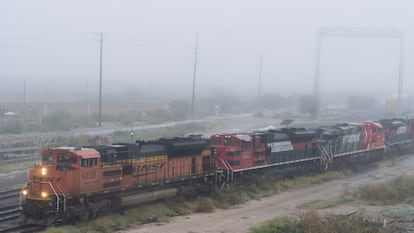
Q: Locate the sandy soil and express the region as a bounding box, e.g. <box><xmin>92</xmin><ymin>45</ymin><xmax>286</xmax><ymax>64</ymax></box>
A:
<box><xmin>124</xmin><ymin>155</ymin><xmax>414</xmax><ymax>233</ymax></box>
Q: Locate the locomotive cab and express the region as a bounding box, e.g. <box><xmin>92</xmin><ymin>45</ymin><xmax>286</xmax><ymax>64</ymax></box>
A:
<box><xmin>212</xmin><ymin>134</ymin><xmax>248</xmax><ymax>170</ymax></box>
<box><xmin>21</xmin><ymin>147</ymin><xmax>101</xmax><ymax>225</ymax></box>
<box><xmin>210</xmin><ymin>133</ymin><xmax>266</xmax><ymax>171</ymax></box>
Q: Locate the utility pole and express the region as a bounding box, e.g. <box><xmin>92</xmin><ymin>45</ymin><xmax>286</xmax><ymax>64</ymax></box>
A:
<box><xmin>258</xmin><ymin>55</ymin><xmax>263</xmax><ymax>96</ymax></box>
<box><xmin>190</xmin><ymin>33</ymin><xmax>199</xmax><ymax>116</ymax></box>
<box><xmin>98</xmin><ymin>32</ymin><xmax>104</xmax><ymax>127</ymax></box>
<box><xmin>397</xmin><ymin>33</ymin><xmax>405</xmax><ymax>115</ymax></box>
<box><xmin>86</xmin><ymin>77</ymin><xmax>90</xmax><ymax>117</ymax></box>
<box><xmin>23</xmin><ymin>78</ymin><xmax>26</xmax><ymax>119</ymax></box>
<box><xmin>42</xmin><ymin>80</ymin><xmax>48</xmax><ymax>124</ymax></box>
<box><xmin>313</xmin><ymin>28</ymin><xmax>323</xmax><ymax>118</ymax></box>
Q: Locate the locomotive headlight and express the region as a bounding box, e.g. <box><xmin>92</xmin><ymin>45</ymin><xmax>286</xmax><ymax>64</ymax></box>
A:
<box><xmin>22</xmin><ymin>190</ymin><xmax>28</xmax><ymax>196</ymax></box>
<box><xmin>41</xmin><ymin>192</ymin><xmax>48</xmax><ymax>198</ymax></box>
<box><xmin>41</xmin><ymin>167</ymin><xmax>47</xmax><ymax>176</ymax></box>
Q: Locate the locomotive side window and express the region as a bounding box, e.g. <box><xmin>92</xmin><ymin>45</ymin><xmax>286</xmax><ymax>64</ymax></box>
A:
<box><xmin>227</xmin><ymin>151</ymin><xmax>241</xmax><ymax>156</ymax></box>
<box><xmin>242</xmin><ymin>141</ymin><xmax>251</xmax><ymax>148</ymax></box>
<box><xmin>81</xmin><ymin>158</ymin><xmax>98</xmax><ymax>167</ymax></box>
<box><xmin>228</xmin><ymin>160</ymin><xmax>240</xmax><ymax>166</ymax></box>
<box><xmin>224</xmin><ymin>139</ymin><xmax>239</xmax><ymax>146</ymax></box>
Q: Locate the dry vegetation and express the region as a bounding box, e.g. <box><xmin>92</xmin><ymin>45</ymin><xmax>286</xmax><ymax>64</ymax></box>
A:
<box><xmin>252</xmin><ymin>211</ymin><xmax>383</xmax><ymax>233</ymax></box>
<box><xmin>253</xmin><ymin>174</ymin><xmax>414</xmax><ymax>233</ymax></box>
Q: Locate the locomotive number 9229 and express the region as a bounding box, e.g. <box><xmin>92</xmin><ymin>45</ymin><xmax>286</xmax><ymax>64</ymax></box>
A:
<box><xmin>81</xmin><ymin>171</ymin><xmax>96</xmax><ymax>180</ymax></box>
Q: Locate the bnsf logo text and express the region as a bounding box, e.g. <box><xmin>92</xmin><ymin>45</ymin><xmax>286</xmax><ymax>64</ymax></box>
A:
<box><xmin>135</xmin><ymin>163</ymin><xmax>166</xmax><ymax>172</ymax></box>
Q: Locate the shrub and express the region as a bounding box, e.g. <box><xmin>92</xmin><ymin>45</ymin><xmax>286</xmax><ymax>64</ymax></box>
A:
<box><xmin>253</xmin><ymin>211</ymin><xmax>383</xmax><ymax>233</ymax></box>
<box><xmin>354</xmin><ymin>175</ymin><xmax>414</xmax><ymax>204</ymax></box>
<box><xmin>253</xmin><ymin>218</ymin><xmax>303</xmax><ymax>233</ymax></box>
<box><xmin>195</xmin><ymin>197</ymin><xmax>215</xmax><ymax>213</ymax></box>
<box><xmin>124</xmin><ymin>203</ymin><xmax>172</xmax><ymax>223</ymax></box>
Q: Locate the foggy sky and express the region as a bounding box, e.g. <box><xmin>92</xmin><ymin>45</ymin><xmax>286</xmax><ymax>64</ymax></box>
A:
<box><xmin>1</xmin><ymin>0</ymin><xmax>413</xmax><ymax>102</ymax></box>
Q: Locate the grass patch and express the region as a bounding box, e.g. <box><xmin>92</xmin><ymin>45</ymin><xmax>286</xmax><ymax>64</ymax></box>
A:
<box><xmin>42</xmin><ymin>203</ymin><xmax>172</xmax><ymax>233</ymax></box>
<box><xmin>252</xmin><ymin>210</ymin><xmax>383</xmax><ymax>233</ymax></box>
<box><xmin>353</xmin><ymin>175</ymin><xmax>414</xmax><ymax>205</ymax></box>
<box><xmin>90</xmin><ymin>214</ymin><xmax>129</xmax><ymax>232</ymax></box>
<box><xmin>383</xmin><ymin>207</ymin><xmax>414</xmax><ymax>219</ymax></box>
<box><xmin>124</xmin><ymin>203</ymin><xmax>173</xmax><ymax>223</ymax></box>
<box><xmin>305</xmin><ymin>195</ymin><xmax>353</xmax><ymax>209</ymax></box>
<box><xmin>406</xmin><ymin>198</ymin><xmax>414</xmax><ymax>205</ymax></box>
<box><xmin>42</xmin><ymin>225</ymin><xmax>82</xmax><ymax>233</ymax></box>
<box><xmin>195</xmin><ymin>197</ymin><xmax>215</xmax><ymax>213</ymax></box>
<box><xmin>374</xmin><ymin>157</ymin><xmax>396</xmax><ymax>169</ymax></box>
<box><xmin>0</xmin><ymin>159</ymin><xmax>38</xmax><ymax>173</ymax></box>
<box><xmin>168</xmin><ymin>200</ymin><xmax>197</xmax><ymax>215</ymax></box>
<box><xmin>252</xmin><ymin>218</ymin><xmax>303</xmax><ymax>233</ymax></box>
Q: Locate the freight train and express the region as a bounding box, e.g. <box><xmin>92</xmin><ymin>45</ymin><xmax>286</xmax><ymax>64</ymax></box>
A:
<box><xmin>21</xmin><ymin>117</ymin><xmax>414</xmax><ymax>225</ymax></box>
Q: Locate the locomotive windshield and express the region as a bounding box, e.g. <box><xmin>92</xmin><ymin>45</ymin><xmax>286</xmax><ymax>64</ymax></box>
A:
<box><xmin>42</xmin><ymin>154</ymin><xmax>54</xmax><ymax>165</ymax></box>
<box><xmin>57</xmin><ymin>155</ymin><xmax>77</xmax><ymax>164</ymax></box>
<box><xmin>210</xmin><ymin>138</ymin><xmax>221</xmax><ymax>145</ymax></box>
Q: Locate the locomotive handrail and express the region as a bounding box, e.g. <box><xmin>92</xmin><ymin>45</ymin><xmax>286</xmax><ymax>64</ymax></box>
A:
<box><xmin>218</xmin><ymin>159</ymin><xmax>234</xmax><ymax>182</ymax></box>
<box><xmin>48</xmin><ymin>182</ymin><xmax>60</xmax><ymax>213</ymax></box>
<box><xmin>219</xmin><ymin>159</ymin><xmax>230</xmax><ymax>182</ymax></box>
<box><xmin>55</xmin><ymin>184</ymin><xmax>66</xmax><ymax>213</ymax></box>
<box><xmin>225</xmin><ymin>161</ymin><xmax>234</xmax><ymax>182</ymax></box>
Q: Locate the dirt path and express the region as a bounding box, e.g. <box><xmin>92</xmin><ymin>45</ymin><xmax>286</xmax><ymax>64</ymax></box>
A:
<box><xmin>124</xmin><ymin>155</ymin><xmax>414</xmax><ymax>233</ymax></box>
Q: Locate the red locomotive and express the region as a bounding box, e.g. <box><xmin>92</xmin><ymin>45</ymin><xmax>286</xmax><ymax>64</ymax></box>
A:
<box><xmin>21</xmin><ymin>137</ymin><xmax>214</xmax><ymax>225</ymax></box>
<box><xmin>377</xmin><ymin>118</ymin><xmax>414</xmax><ymax>154</ymax></box>
<box><xmin>211</xmin><ymin>128</ymin><xmax>319</xmax><ymax>183</ymax></box>
<box><xmin>211</xmin><ymin>121</ymin><xmax>388</xmax><ymax>182</ymax></box>
<box><xmin>317</xmin><ymin>122</ymin><xmax>385</xmax><ymax>169</ymax></box>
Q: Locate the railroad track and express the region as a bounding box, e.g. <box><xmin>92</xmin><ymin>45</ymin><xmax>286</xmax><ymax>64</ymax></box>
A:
<box><xmin>0</xmin><ymin>188</ymin><xmax>21</xmax><ymax>201</ymax></box>
<box><xmin>1</xmin><ymin>155</ymin><xmax>39</xmax><ymax>165</ymax></box>
<box><xmin>0</xmin><ymin>204</ymin><xmax>21</xmax><ymax>223</ymax></box>
<box><xmin>0</xmin><ymin>224</ymin><xmax>44</xmax><ymax>233</ymax></box>
<box><xmin>0</xmin><ymin>146</ymin><xmax>40</xmax><ymax>164</ymax></box>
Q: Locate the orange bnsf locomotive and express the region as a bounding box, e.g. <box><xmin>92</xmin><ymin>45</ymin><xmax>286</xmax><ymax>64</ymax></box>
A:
<box><xmin>21</xmin><ymin>137</ymin><xmax>214</xmax><ymax>225</ymax></box>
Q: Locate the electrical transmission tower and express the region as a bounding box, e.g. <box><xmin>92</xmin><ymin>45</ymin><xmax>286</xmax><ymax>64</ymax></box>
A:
<box><xmin>313</xmin><ymin>26</ymin><xmax>405</xmax><ymax>116</ymax></box>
